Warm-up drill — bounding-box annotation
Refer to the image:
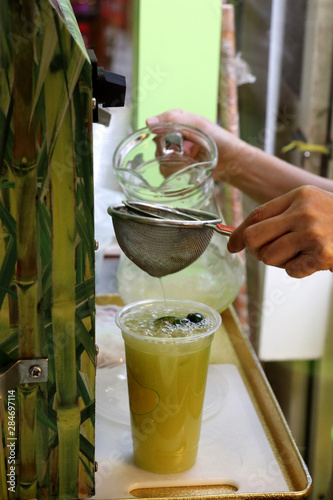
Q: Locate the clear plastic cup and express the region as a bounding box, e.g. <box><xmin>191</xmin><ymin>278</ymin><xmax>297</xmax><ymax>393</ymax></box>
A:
<box><xmin>115</xmin><ymin>299</ymin><xmax>221</xmax><ymax>474</ymax></box>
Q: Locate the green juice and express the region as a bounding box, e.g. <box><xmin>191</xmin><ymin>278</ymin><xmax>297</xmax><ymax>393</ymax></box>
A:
<box><xmin>116</xmin><ymin>299</ymin><xmax>221</xmax><ymax>474</ymax></box>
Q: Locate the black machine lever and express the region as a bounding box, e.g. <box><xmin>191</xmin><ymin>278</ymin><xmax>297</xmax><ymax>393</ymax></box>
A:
<box><xmin>88</xmin><ymin>49</ymin><xmax>126</xmax><ymax>123</ymax></box>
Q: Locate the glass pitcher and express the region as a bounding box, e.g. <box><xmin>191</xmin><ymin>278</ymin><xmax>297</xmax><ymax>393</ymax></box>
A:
<box><xmin>113</xmin><ymin>123</ymin><xmax>244</xmax><ymax>312</ymax></box>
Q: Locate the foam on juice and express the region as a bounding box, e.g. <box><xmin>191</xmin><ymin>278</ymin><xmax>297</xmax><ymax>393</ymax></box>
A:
<box><xmin>121</xmin><ymin>304</ymin><xmax>216</xmax><ymax>339</ymax></box>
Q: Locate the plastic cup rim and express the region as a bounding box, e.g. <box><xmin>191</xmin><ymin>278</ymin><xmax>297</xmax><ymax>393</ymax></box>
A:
<box><xmin>115</xmin><ymin>298</ymin><xmax>222</xmax><ymax>343</ymax></box>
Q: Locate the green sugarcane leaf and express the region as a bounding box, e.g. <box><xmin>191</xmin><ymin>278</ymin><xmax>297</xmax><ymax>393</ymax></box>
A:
<box><xmin>0</xmin><ymin>236</ymin><xmax>17</xmax><ymax>309</ymax></box>
<box><xmin>75</xmin><ymin>279</ymin><xmax>95</xmax><ymax>323</ymax></box>
<box><xmin>56</xmin><ymin>0</ymin><xmax>89</xmax><ymax>57</ymax></box>
<box><xmin>76</xmin><ymin>342</ymin><xmax>85</xmax><ymax>361</ymax></box>
<box><xmin>0</xmin><ymin>50</ymin><xmax>14</xmax><ymax>169</ymax></box>
<box><xmin>41</xmin><ymin>262</ymin><xmax>52</xmax><ymax>307</ymax></box>
<box><xmin>46</xmin><ymin>434</ymin><xmax>95</xmax><ymax>472</ymax></box>
<box><xmin>0</xmin><ymin>202</ymin><xmax>16</xmax><ymax>237</ymax></box>
<box><xmin>0</xmin><ymin>345</ymin><xmax>14</xmax><ymax>366</ymax></box>
<box><xmin>0</xmin><ymin>329</ymin><xmax>18</xmax><ymax>358</ymax></box>
<box><xmin>38</xmin><ymin>200</ymin><xmax>52</xmax><ymax>307</ymax></box>
<box><xmin>75</xmin><ymin>312</ymin><xmax>95</xmax><ymax>364</ymax></box>
<box><xmin>77</xmin><ymin>369</ymin><xmax>93</xmax><ymax>408</ymax></box>
<box><xmin>32</xmin><ymin>13</ymin><xmax>58</xmax><ymax>124</ymax></box>
<box><xmin>79</xmin><ymin>434</ymin><xmax>95</xmax><ymax>464</ymax></box>
<box><xmin>47</xmin><ymin>382</ymin><xmax>57</xmax><ymax>406</ymax></box>
<box><xmin>39</xmin><ymin>204</ymin><xmax>51</xmax><ymax>252</ymax></box>
<box><xmin>37</xmin><ymin>407</ymin><xmax>57</xmax><ymax>433</ymax></box>
<box><xmin>73</xmin><ymin>85</ymin><xmax>94</xmax><ymax>278</ymax></box>
<box><xmin>47</xmin><ymin>432</ymin><xmax>58</xmax><ymax>456</ymax></box>
<box><xmin>37</xmin><ymin>139</ymin><xmax>49</xmax><ymax>193</ymax></box>
<box><xmin>75</xmin><ymin>277</ymin><xmax>95</xmax><ymax>305</ymax></box>
<box><xmin>79</xmin><ymin>455</ymin><xmax>94</xmax><ymax>484</ymax></box>
<box><xmin>75</xmin><ymin>242</ymin><xmax>85</xmax><ymax>284</ymax></box>
<box><xmin>76</xmin><ymin>300</ymin><xmax>95</xmax><ymax>322</ymax></box>
<box><xmin>0</xmin><ymin>181</ymin><xmax>15</xmax><ymax>189</ymax></box>
<box><xmin>46</xmin><ymin>13</ymin><xmax>86</xmax><ymax>163</ymax></box>
<box><xmin>76</xmin><ymin>208</ymin><xmax>94</xmax><ymax>275</ymax></box>
<box><xmin>80</xmin><ymin>400</ymin><xmax>95</xmax><ymax>426</ymax></box>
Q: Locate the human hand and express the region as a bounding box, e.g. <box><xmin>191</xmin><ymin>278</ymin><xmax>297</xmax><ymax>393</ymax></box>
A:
<box><xmin>227</xmin><ymin>185</ymin><xmax>333</xmax><ymax>278</ymax></box>
<box><xmin>146</xmin><ymin>109</ymin><xmax>243</xmax><ymax>180</ymax></box>
<box><xmin>148</xmin><ymin>116</ymin><xmax>214</xmax><ymax>180</ymax></box>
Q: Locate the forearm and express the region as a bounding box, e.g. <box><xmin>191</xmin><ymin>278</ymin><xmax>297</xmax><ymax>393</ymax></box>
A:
<box><xmin>146</xmin><ymin>109</ymin><xmax>333</xmax><ymax>203</ymax></box>
<box><xmin>215</xmin><ymin>139</ymin><xmax>333</xmax><ymax>204</ymax></box>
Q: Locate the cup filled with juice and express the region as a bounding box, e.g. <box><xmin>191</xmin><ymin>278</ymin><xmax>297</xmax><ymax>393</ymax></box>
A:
<box><xmin>115</xmin><ymin>299</ymin><xmax>221</xmax><ymax>474</ymax></box>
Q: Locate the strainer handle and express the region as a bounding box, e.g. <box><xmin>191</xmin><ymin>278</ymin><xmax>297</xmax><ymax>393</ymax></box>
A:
<box><xmin>208</xmin><ymin>223</ymin><xmax>235</xmax><ymax>236</ymax></box>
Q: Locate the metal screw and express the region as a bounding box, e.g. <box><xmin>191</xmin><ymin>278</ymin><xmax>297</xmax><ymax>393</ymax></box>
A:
<box><xmin>95</xmin><ymin>239</ymin><xmax>99</xmax><ymax>251</ymax></box>
<box><xmin>29</xmin><ymin>365</ymin><xmax>42</xmax><ymax>378</ymax></box>
<box><xmin>92</xmin><ymin>97</ymin><xmax>97</xmax><ymax>110</ymax></box>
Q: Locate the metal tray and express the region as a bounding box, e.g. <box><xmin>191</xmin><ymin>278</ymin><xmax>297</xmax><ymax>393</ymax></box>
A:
<box><xmin>94</xmin><ymin>295</ymin><xmax>312</xmax><ymax>499</ymax></box>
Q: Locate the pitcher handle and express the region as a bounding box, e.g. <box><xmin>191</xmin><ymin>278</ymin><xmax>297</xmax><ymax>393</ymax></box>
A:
<box><xmin>162</xmin><ymin>131</ymin><xmax>184</xmax><ymax>155</ymax></box>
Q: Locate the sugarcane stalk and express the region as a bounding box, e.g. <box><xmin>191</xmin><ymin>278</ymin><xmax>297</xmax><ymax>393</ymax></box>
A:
<box><xmin>1</xmin><ymin>6</ymin><xmax>17</xmax><ymax>499</ymax></box>
<box><xmin>51</xmin><ymin>107</ymin><xmax>80</xmax><ymax>498</ymax></box>
<box><xmin>44</xmin><ymin>36</ymin><xmax>80</xmax><ymax>491</ymax></box>
<box><xmin>9</xmin><ymin>1</ymin><xmax>39</xmax><ymax>498</ymax></box>
<box><xmin>0</xmin><ymin>166</ymin><xmax>18</xmax><ymax>340</ymax></box>
<box><xmin>42</xmin><ymin>5</ymin><xmax>92</xmax><ymax>496</ymax></box>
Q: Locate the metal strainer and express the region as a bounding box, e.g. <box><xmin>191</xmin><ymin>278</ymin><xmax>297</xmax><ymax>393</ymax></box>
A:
<box><xmin>107</xmin><ymin>201</ymin><xmax>234</xmax><ymax>278</ymax></box>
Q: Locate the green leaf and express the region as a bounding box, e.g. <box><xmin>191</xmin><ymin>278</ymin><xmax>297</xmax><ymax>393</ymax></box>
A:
<box><xmin>0</xmin><ymin>82</ymin><xmax>14</xmax><ymax>170</ymax></box>
<box><xmin>47</xmin><ymin>382</ymin><xmax>57</xmax><ymax>405</ymax></box>
<box><xmin>44</xmin><ymin>12</ymin><xmax>86</xmax><ymax>163</ymax></box>
<box><xmin>79</xmin><ymin>434</ymin><xmax>95</xmax><ymax>464</ymax></box>
<box><xmin>80</xmin><ymin>399</ymin><xmax>95</xmax><ymax>427</ymax></box>
<box><xmin>75</xmin><ymin>313</ymin><xmax>95</xmax><ymax>364</ymax></box>
<box><xmin>77</xmin><ymin>369</ymin><xmax>92</xmax><ymax>407</ymax></box>
<box><xmin>37</xmin><ymin>139</ymin><xmax>49</xmax><ymax>191</ymax></box>
<box><xmin>0</xmin><ymin>236</ymin><xmax>17</xmax><ymax>309</ymax></box>
<box><xmin>0</xmin><ymin>181</ymin><xmax>15</xmax><ymax>189</ymax></box>
<box><xmin>0</xmin><ymin>329</ymin><xmax>18</xmax><ymax>358</ymax></box>
<box><xmin>0</xmin><ymin>345</ymin><xmax>14</xmax><ymax>366</ymax></box>
<box><xmin>79</xmin><ymin>455</ymin><xmax>94</xmax><ymax>483</ymax></box>
<box><xmin>76</xmin><ymin>208</ymin><xmax>94</xmax><ymax>276</ymax></box>
<box><xmin>75</xmin><ymin>277</ymin><xmax>95</xmax><ymax>311</ymax></box>
<box><xmin>0</xmin><ymin>201</ymin><xmax>16</xmax><ymax>237</ymax></box>
<box><xmin>37</xmin><ymin>406</ymin><xmax>58</xmax><ymax>433</ymax></box>
<box><xmin>56</xmin><ymin>0</ymin><xmax>89</xmax><ymax>58</ymax></box>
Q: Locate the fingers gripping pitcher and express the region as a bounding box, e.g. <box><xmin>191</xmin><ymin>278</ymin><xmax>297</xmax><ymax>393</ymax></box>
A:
<box><xmin>113</xmin><ymin>123</ymin><xmax>243</xmax><ymax>312</ymax></box>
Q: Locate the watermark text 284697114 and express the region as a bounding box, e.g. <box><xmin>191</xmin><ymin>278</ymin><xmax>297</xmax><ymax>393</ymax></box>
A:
<box><xmin>6</xmin><ymin>389</ymin><xmax>17</xmax><ymax>494</ymax></box>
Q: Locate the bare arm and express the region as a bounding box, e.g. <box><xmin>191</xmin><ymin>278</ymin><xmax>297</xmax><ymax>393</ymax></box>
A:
<box><xmin>147</xmin><ymin>109</ymin><xmax>333</xmax><ymax>278</ymax></box>
<box><xmin>146</xmin><ymin>109</ymin><xmax>333</xmax><ymax>204</ymax></box>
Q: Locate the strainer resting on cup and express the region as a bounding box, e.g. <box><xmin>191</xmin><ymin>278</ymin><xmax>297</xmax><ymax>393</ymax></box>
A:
<box><xmin>108</xmin><ymin>201</ymin><xmax>234</xmax><ymax>278</ymax></box>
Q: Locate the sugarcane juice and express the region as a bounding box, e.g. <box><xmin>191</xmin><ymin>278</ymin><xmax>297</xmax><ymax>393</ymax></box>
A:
<box><xmin>116</xmin><ymin>299</ymin><xmax>221</xmax><ymax>474</ymax></box>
